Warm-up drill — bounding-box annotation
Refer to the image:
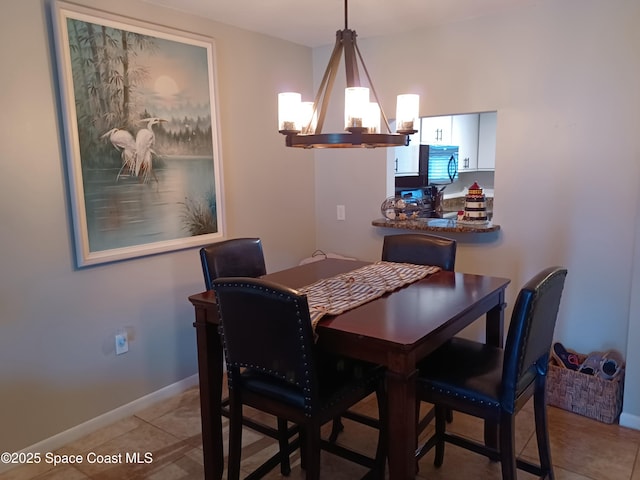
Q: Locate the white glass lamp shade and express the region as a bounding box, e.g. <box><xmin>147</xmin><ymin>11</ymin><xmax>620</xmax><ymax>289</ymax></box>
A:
<box><xmin>344</xmin><ymin>87</ymin><xmax>369</xmax><ymax>129</ymax></box>
<box><xmin>364</xmin><ymin>102</ymin><xmax>381</xmax><ymax>133</ymax></box>
<box><xmin>278</xmin><ymin>92</ymin><xmax>302</xmax><ymax>132</ymax></box>
<box><xmin>300</xmin><ymin>101</ymin><xmax>317</xmax><ymax>134</ymax></box>
<box><xmin>396</xmin><ymin>94</ymin><xmax>420</xmax><ymax>133</ymax></box>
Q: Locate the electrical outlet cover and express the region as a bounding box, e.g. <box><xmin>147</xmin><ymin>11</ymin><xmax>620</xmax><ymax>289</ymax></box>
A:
<box><xmin>115</xmin><ymin>333</ymin><xmax>129</xmax><ymax>355</ymax></box>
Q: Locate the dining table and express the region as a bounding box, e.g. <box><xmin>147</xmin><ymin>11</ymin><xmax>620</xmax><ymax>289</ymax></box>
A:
<box><xmin>188</xmin><ymin>258</ymin><xmax>510</xmax><ymax>480</ymax></box>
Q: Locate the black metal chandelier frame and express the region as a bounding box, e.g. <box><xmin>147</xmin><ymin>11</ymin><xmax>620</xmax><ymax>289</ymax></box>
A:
<box><xmin>279</xmin><ymin>0</ymin><xmax>417</xmax><ymax>148</ymax></box>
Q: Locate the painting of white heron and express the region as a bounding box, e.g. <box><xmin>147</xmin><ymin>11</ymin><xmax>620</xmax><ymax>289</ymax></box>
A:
<box><xmin>51</xmin><ymin>1</ymin><xmax>225</xmax><ymax>266</ymax></box>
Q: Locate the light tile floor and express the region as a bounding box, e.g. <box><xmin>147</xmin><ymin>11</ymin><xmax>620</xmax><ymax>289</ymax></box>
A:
<box><xmin>2</xmin><ymin>384</ymin><xmax>640</xmax><ymax>480</ymax></box>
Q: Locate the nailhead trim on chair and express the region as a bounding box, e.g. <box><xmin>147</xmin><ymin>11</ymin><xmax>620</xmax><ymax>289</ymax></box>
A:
<box><xmin>426</xmin><ymin>385</ymin><xmax>501</xmax><ymax>409</ymax></box>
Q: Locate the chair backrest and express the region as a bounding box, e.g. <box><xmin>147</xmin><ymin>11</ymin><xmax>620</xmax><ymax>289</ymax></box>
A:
<box><xmin>200</xmin><ymin>238</ymin><xmax>266</xmax><ymax>290</ymax></box>
<box><xmin>212</xmin><ymin>277</ymin><xmax>318</xmax><ymax>408</ymax></box>
<box><xmin>381</xmin><ymin>233</ymin><xmax>457</xmax><ymax>271</ymax></box>
<box><xmin>501</xmin><ymin>266</ymin><xmax>568</xmax><ymax>411</ymax></box>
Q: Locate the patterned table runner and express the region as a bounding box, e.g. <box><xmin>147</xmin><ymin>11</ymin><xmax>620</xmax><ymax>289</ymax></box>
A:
<box><xmin>298</xmin><ymin>261</ymin><xmax>441</xmax><ymax>330</ymax></box>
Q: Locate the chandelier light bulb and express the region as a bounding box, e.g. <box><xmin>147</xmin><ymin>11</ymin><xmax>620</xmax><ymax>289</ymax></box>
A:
<box><xmin>300</xmin><ymin>101</ymin><xmax>317</xmax><ymax>134</ymax></box>
<box><xmin>364</xmin><ymin>102</ymin><xmax>381</xmax><ymax>133</ymax></box>
<box><xmin>396</xmin><ymin>94</ymin><xmax>420</xmax><ymax>133</ymax></box>
<box><xmin>344</xmin><ymin>87</ymin><xmax>369</xmax><ymax>130</ymax></box>
<box><xmin>278</xmin><ymin>92</ymin><xmax>302</xmax><ymax>132</ymax></box>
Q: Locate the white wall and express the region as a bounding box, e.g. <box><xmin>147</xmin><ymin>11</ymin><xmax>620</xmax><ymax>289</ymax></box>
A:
<box><xmin>3</xmin><ymin>0</ymin><xmax>639</xmax><ymax>455</ymax></box>
<box><xmin>313</xmin><ymin>0</ymin><xmax>640</xmax><ymax>420</ymax></box>
<box><xmin>623</xmin><ymin>177</ymin><xmax>640</xmax><ymax>428</ymax></box>
<box><xmin>0</xmin><ymin>0</ymin><xmax>315</xmax><ymax>453</ymax></box>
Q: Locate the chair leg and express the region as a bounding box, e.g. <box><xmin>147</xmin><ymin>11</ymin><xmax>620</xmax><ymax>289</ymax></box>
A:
<box><xmin>374</xmin><ymin>382</ymin><xmax>388</xmax><ymax>479</ymax></box>
<box><xmin>498</xmin><ymin>413</ymin><xmax>517</xmax><ymax>480</ymax></box>
<box><xmin>227</xmin><ymin>391</ymin><xmax>243</xmax><ymax>480</ymax></box>
<box><xmin>415</xmin><ymin>400</ymin><xmax>423</xmax><ymax>475</ymax></box>
<box><xmin>299</xmin><ymin>426</ymin><xmax>307</xmax><ymax>471</ymax></box>
<box><xmin>303</xmin><ymin>423</ymin><xmax>321</xmax><ymax>480</ymax></box>
<box><xmin>277</xmin><ymin>417</ymin><xmax>292</xmax><ymax>476</ymax></box>
<box><xmin>433</xmin><ymin>405</ymin><xmax>447</xmax><ymax>468</ymax></box>
<box><xmin>329</xmin><ymin>417</ymin><xmax>344</xmax><ymax>443</ymax></box>
<box><xmin>416</xmin><ymin>403</ymin><xmax>450</xmax><ymax>440</ymax></box>
<box><xmin>534</xmin><ymin>381</ymin><xmax>555</xmax><ymax>480</ymax></box>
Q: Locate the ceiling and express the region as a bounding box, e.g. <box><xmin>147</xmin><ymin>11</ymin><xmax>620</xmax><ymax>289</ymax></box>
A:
<box><xmin>142</xmin><ymin>0</ymin><xmax>540</xmax><ymax>48</ymax></box>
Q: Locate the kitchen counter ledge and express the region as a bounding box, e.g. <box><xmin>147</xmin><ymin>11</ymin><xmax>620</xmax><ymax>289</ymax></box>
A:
<box><xmin>371</xmin><ymin>217</ymin><xmax>501</xmax><ymax>233</ymax></box>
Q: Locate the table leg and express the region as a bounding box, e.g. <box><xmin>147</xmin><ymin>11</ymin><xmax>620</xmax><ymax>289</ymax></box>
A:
<box><xmin>194</xmin><ymin>309</ymin><xmax>224</xmax><ymax>480</ymax></box>
<box><xmin>386</xmin><ymin>367</ymin><xmax>418</xmax><ymax>480</ymax></box>
<box><xmin>485</xmin><ymin>293</ymin><xmax>505</xmax><ymax>349</ymax></box>
<box><xmin>484</xmin><ymin>292</ymin><xmax>506</xmax><ymax>449</ymax></box>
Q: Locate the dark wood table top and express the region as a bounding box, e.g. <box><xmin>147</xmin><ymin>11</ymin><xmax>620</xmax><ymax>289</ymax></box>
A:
<box><xmin>190</xmin><ymin>258</ymin><xmax>510</xmax><ymax>360</ymax></box>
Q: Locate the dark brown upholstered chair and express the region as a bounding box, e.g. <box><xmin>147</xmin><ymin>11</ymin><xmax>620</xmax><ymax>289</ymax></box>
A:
<box><xmin>200</xmin><ymin>237</ymin><xmax>266</xmax><ymax>289</ymax></box>
<box><xmin>329</xmin><ymin>233</ymin><xmax>458</xmax><ymax>444</ymax></box>
<box><xmin>415</xmin><ymin>266</ymin><xmax>568</xmax><ymax>480</ymax></box>
<box><xmin>200</xmin><ymin>238</ymin><xmax>295</xmax><ymax>476</ymax></box>
<box><xmin>383</xmin><ymin>233</ymin><xmax>458</xmax><ymax>432</ymax></box>
<box><xmin>381</xmin><ymin>233</ymin><xmax>457</xmax><ymax>271</ymax></box>
<box><xmin>213</xmin><ymin>277</ymin><xmax>388</xmax><ymax>480</ymax></box>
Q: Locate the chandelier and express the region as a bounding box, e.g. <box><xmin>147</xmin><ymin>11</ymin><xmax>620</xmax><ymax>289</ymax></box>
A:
<box><xmin>278</xmin><ymin>0</ymin><xmax>419</xmax><ymax>149</ymax></box>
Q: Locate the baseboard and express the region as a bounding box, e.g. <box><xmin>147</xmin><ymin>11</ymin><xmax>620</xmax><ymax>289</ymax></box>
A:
<box><xmin>0</xmin><ymin>374</ymin><xmax>199</xmax><ymax>474</ymax></box>
<box><xmin>619</xmin><ymin>411</ymin><xmax>640</xmax><ymax>431</ymax></box>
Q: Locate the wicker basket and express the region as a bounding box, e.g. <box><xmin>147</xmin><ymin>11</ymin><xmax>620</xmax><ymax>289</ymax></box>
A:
<box><xmin>546</xmin><ymin>357</ymin><xmax>624</xmax><ymax>424</ymax></box>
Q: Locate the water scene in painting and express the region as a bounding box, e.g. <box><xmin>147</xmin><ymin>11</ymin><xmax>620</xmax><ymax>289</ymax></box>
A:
<box><xmin>63</xmin><ymin>14</ymin><xmax>220</xmax><ymax>255</ymax></box>
<box><xmin>83</xmin><ymin>156</ymin><xmax>216</xmax><ymax>252</ymax></box>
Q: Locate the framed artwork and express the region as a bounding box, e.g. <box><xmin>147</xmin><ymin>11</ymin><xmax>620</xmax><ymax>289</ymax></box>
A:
<box><xmin>51</xmin><ymin>1</ymin><xmax>225</xmax><ymax>267</ymax></box>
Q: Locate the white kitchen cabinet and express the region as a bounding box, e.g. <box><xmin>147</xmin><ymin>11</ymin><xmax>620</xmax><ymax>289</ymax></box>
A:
<box><xmin>420</xmin><ymin>116</ymin><xmax>452</xmax><ymax>145</ymax></box>
<box><xmin>392</xmin><ymin>142</ymin><xmax>419</xmax><ymax>175</ymax></box>
<box><xmin>391</xmin><ymin>119</ymin><xmax>421</xmax><ymax>176</ymax></box>
<box><xmin>452</xmin><ymin>114</ymin><xmax>479</xmax><ymax>172</ymax></box>
<box><xmin>477</xmin><ymin>112</ymin><xmax>497</xmax><ymax>170</ymax></box>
